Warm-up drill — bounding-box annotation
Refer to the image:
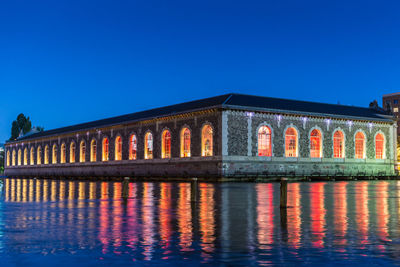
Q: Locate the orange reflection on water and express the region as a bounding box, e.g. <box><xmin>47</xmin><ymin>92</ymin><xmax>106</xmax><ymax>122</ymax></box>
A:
<box><xmin>99</xmin><ymin>182</ymin><xmax>110</xmax><ymax>254</ymax></box>
<box><xmin>22</xmin><ymin>179</ymin><xmax>27</xmax><ymax>202</ymax></box>
<box><xmin>310</xmin><ymin>182</ymin><xmax>326</xmax><ymax>248</ymax></box>
<box><xmin>256</xmin><ymin>183</ymin><xmax>274</xmax><ymax>249</ymax></box>
<box><xmin>112</xmin><ymin>183</ymin><xmax>123</xmax><ymax>253</ymax></box>
<box><xmin>141</xmin><ymin>183</ymin><xmax>155</xmax><ymax>260</ymax></box>
<box><xmin>287</xmin><ymin>183</ymin><xmax>301</xmax><ymax>248</ymax></box>
<box><xmin>177</xmin><ymin>183</ymin><xmax>193</xmax><ymax>251</ymax></box>
<box><xmin>159</xmin><ymin>183</ymin><xmax>173</xmax><ymax>254</ymax></box>
<box><xmin>199</xmin><ymin>183</ymin><xmax>215</xmax><ymax>257</ymax></box>
<box><xmin>355</xmin><ymin>181</ymin><xmax>369</xmax><ymax>245</ymax></box>
<box><xmin>333</xmin><ymin>182</ymin><xmax>348</xmax><ymax>248</ymax></box>
<box><xmin>16</xmin><ymin>179</ymin><xmax>21</xmax><ymax>202</ymax></box>
<box><xmin>36</xmin><ymin>179</ymin><xmax>41</xmax><ymax>202</ymax></box>
<box><xmin>4</xmin><ymin>179</ymin><xmax>9</xmax><ymax>202</ymax></box>
<box><xmin>376</xmin><ymin>181</ymin><xmax>390</xmax><ymax>251</ymax></box>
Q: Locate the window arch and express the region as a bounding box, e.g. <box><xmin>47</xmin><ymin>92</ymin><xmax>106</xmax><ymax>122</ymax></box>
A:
<box><xmin>355</xmin><ymin>131</ymin><xmax>365</xmax><ymax>159</ymax></box>
<box><xmin>129</xmin><ymin>134</ymin><xmax>137</xmax><ymax>160</ymax></box>
<box><xmin>310</xmin><ymin>129</ymin><xmax>322</xmax><ymax>158</ymax></box>
<box><xmin>70</xmin><ymin>142</ymin><xmax>76</xmax><ymax>163</ymax></box>
<box><xmin>60</xmin><ymin>143</ymin><xmax>66</xmax><ymax>163</ymax></box>
<box><xmin>115</xmin><ymin>136</ymin><xmax>122</xmax><ymax>161</ymax></box>
<box><xmin>201</xmin><ymin>124</ymin><xmax>213</xmax><ymax>157</ymax></box>
<box><xmin>258</xmin><ymin>125</ymin><xmax>272</xmax><ymax>156</ymax></box>
<box><xmin>30</xmin><ymin>147</ymin><xmax>35</xmax><ymax>165</ymax></box>
<box><xmin>333</xmin><ymin>130</ymin><xmax>345</xmax><ymax>158</ymax></box>
<box><xmin>23</xmin><ymin>148</ymin><xmax>28</xmax><ymax>165</ymax></box>
<box><xmin>80</xmin><ymin>141</ymin><xmax>86</xmax><ymax>163</ymax></box>
<box><xmin>37</xmin><ymin>146</ymin><xmax>42</xmax><ymax>165</ymax></box>
<box><xmin>12</xmin><ymin>150</ymin><xmax>16</xmax><ymax>166</ymax></box>
<box><xmin>144</xmin><ymin>132</ymin><xmax>153</xmax><ymax>159</ymax></box>
<box><xmin>102</xmin><ymin>138</ymin><xmax>109</xmax><ymax>161</ymax></box>
<box><xmin>6</xmin><ymin>150</ymin><xmax>10</xmax><ymax>167</ymax></box>
<box><xmin>161</xmin><ymin>130</ymin><xmax>171</xmax><ymax>159</ymax></box>
<box><xmin>375</xmin><ymin>133</ymin><xmax>385</xmax><ymax>159</ymax></box>
<box><xmin>44</xmin><ymin>145</ymin><xmax>49</xmax><ymax>164</ymax></box>
<box><xmin>17</xmin><ymin>149</ymin><xmax>22</xmax><ymax>166</ymax></box>
<box><xmin>180</xmin><ymin>128</ymin><xmax>191</xmax><ymax>158</ymax></box>
<box><xmin>52</xmin><ymin>144</ymin><xmax>58</xmax><ymax>164</ymax></box>
<box><xmin>285</xmin><ymin>127</ymin><xmax>298</xmax><ymax>157</ymax></box>
<box><xmin>90</xmin><ymin>139</ymin><xmax>97</xmax><ymax>162</ymax></box>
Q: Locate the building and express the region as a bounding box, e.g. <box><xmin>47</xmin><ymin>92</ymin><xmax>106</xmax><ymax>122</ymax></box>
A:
<box><xmin>383</xmin><ymin>92</ymin><xmax>400</xmax><ymax>135</ymax></box>
<box><xmin>4</xmin><ymin>93</ymin><xmax>397</xmax><ymax>180</ymax></box>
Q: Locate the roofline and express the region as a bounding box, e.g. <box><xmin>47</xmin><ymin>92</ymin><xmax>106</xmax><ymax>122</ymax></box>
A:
<box><xmin>383</xmin><ymin>92</ymin><xmax>400</xmax><ymax>97</ymax></box>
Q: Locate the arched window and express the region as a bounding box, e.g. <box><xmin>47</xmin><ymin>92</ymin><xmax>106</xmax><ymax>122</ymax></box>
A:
<box><xmin>70</xmin><ymin>142</ymin><xmax>76</xmax><ymax>163</ymax></box>
<box><xmin>44</xmin><ymin>145</ymin><xmax>49</xmax><ymax>164</ymax></box>
<box><xmin>52</xmin><ymin>145</ymin><xmax>58</xmax><ymax>164</ymax></box>
<box><xmin>23</xmin><ymin>148</ymin><xmax>28</xmax><ymax>165</ymax></box>
<box><xmin>91</xmin><ymin>140</ymin><xmax>97</xmax><ymax>162</ymax></box>
<box><xmin>355</xmin><ymin>131</ymin><xmax>365</xmax><ymax>159</ymax></box>
<box><xmin>129</xmin><ymin>134</ymin><xmax>137</xmax><ymax>160</ymax></box>
<box><xmin>375</xmin><ymin>133</ymin><xmax>385</xmax><ymax>159</ymax></box>
<box><xmin>115</xmin><ymin>136</ymin><xmax>122</xmax><ymax>161</ymax></box>
<box><xmin>37</xmin><ymin>146</ymin><xmax>42</xmax><ymax>165</ymax></box>
<box><xmin>144</xmin><ymin>132</ymin><xmax>153</xmax><ymax>159</ymax></box>
<box><xmin>30</xmin><ymin>147</ymin><xmax>35</xmax><ymax>165</ymax></box>
<box><xmin>102</xmin><ymin>138</ymin><xmax>109</xmax><ymax>161</ymax></box>
<box><xmin>285</xmin><ymin>127</ymin><xmax>298</xmax><ymax>157</ymax></box>
<box><xmin>6</xmin><ymin>150</ymin><xmax>10</xmax><ymax>167</ymax></box>
<box><xmin>161</xmin><ymin>130</ymin><xmax>171</xmax><ymax>159</ymax></box>
<box><xmin>12</xmin><ymin>150</ymin><xmax>16</xmax><ymax>166</ymax></box>
<box><xmin>61</xmin><ymin>143</ymin><xmax>66</xmax><ymax>163</ymax></box>
<box><xmin>310</xmin><ymin>129</ymin><xmax>322</xmax><ymax>158</ymax></box>
<box><xmin>180</xmin><ymin>128</ymin><xmax>191</xmax><ymax>157</ymax></box>
<box><xmin>333</xmin><ymin>130</ymin><xmax>345</xmax><ymax>158</ymax></box>
<box><xmin>201</xmin><ymin>125</ymin><xmax>213</xmax><ymax>157</ymax></box>
<box><xmin>80</xmin><ymin>141</ymin><xmax>86</xmax><ymax>163</ymax></box>
<box><xmin>17</xmin><ymin>149</ymin><xmax>22</xmax><ymax>166</ymax></box>
<box><xmin>258</xmin><ymin>126</ymin><xmax>272</xmax><ymax>156</ymax></box>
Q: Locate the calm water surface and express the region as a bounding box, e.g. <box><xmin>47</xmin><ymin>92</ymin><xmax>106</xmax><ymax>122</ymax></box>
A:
<box><xmin>1</xmin><ymin>178</ymin><xmax>400</xmax><ymax>266</ymax></box>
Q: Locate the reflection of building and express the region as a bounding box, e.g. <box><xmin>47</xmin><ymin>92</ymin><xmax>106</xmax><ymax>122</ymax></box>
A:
<box><xmin>5</xmin><ymin>93</ymin><xmax>397</xmax><ymax>179</ymax></box>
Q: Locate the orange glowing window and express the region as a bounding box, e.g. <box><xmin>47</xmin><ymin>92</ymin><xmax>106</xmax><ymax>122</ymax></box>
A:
<box><xmin>310</xmin><ymin>129</ymin><xmax>322</xmax><ymax>158</ymax></box>
<box><xmin>102</xmin><ymin>138</ymin><xmax>109</xmax><ymax>161</ymax></box>
<box><xmin>115</xmin><ymin>136</ymin><xmax>122</xmax><ymax>161</ymax></box>
<box><xmin>44</xmin><ymin>145</ymin><xmax>49</xmax><ymax>164</ymax></box>
<box><xmin>333</xmin><ymin>130</ymin><xmax>344</xmax><ymax>158</ymax></box>
<box><xmin>161</xmin><ymin>130</ymin><xmax>171</xmax><ymax>159</ymax></box>
<box><xmin>12</xmin><ymin>150</ymin><xmax>16</xmax><ymax>166</ymax></box>
<box><xmin>70</xmin><ymin>142</ymin><xmax>76</xmax><ymax>163</ymax></box>
<box><xmin>17</xmin><ymin>149</ymin><xmax>22</xmax><ymax>166</ymax></box>
<box><xmin>37</xmin><ymin>146</ymin><xmax>42</xmax><ymax>165</ymax></box>
<box><xmin>129</xmin><ymin>134</ymin><xmax>137</xmax><ymax>160</ymax></box>
<box><xmin>6</xmin><ymin>150</ymin><xmax>10</xmax><ymax>167</ymax></box>
<box><xmin>30</xmin><ymin>147</ymin><xmax>35</xmax><ymax>165</ymax></box>
<box><xmin>80</xmin><ymin>141</ymin><xmax>86</xmax><ymax>163</ymax></box>
<box><xmin>52</xmin><ymin>145</ymin><xmax>58</xmax><ymax>164</ymax></box>
<box><xmin>61</xmin><ymin>143</ymin><xmax>66</xmax><ymax>164</ymax></box>
<box><xmin>201</xmin><ymin>125</ymin><xmax>213</xmax><ymax>157</ymax></box>
<box><xmin>180</xmin><ymin>128</ymin><xmax>191</xmax><ymax>158</ymax></box>
<box><xmin>285</xmin><ymin>127</ymin><xmax>298</xmax><ymax>157</ymax></box>
<box><xmin>23</xmin><ymin>148</ymin><xmax>28</xmax><ymax>165</ymax></box>
<box><xmin>375</xmin><ymin>133</ymin><xmax>385</xmax><ymax>159</ymax></box>
<box><xmin>355</xmin><ymin>132</ymin><xmax>365</xmax><ymax>159</ymax></box>
<box><xmin>144</xmin><ymin>132</ymin><xmax>153</xmax><ymax>159</ymax></box>
<box><xmin>91</xmin><ymin>140</ymin><xmax>97</xmax><ymax>162</ymax></box>
<box><xmin>258</xmin><ymin>126</ymin><xmax>272</xmax><ymax>156</ymax></box>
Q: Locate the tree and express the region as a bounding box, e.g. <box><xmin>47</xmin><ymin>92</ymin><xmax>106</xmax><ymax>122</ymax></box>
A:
<box><xmin>10</xmin><ymin>114</ymin><xmax>32</xmax><ymax>140</ymax></box>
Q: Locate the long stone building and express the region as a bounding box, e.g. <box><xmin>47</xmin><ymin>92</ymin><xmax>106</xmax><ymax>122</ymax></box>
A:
<box><xmin>4</xmin><ymin>93</ymin><xmax>398</xmax><ymax>180</ymax></box>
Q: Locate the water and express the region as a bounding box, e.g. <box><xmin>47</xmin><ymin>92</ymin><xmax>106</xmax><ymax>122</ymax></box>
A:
<box><xmin>1</xmin><ymin>179</ymin><xmax>400</xmax><ymax>266</ymax></box>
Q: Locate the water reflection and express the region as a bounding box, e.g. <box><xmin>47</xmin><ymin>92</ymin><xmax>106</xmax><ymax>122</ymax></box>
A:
<box><xmin>2</xmin><ymin>179</ymin><xmax>400</xmax><ymax>265</ymax></box>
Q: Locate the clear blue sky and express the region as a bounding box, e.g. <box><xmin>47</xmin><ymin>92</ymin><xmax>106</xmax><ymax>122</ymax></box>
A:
<box><xmin>1</xmin><ymin>0</ymin><xmax>400</xmax><ymax>142</ymax></box>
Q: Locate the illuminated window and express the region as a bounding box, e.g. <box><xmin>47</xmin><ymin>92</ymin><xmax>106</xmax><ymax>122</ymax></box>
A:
<box><xmin>12</xmin><ymin>150</ymin><xmax>16</xmax><ymax>166</ymax></box>
<box><xmin>102</xmin><ymin>138</ymin><xmax>109</xmax><ymax>161</ymax></box>
<box><xmin>30</xmin><ymin>147</ymin><xmax>35</xmax><ymax>165</ymax></box>
<box><xmin>61</xmin><ymin>143</ymin><xmax>66</xmax><ymax>163</ymax></box>
<box><xmin>180</xmin><ymin>128</ymin><xmax>191</xmax><ymax>157</ymax></box>
<box><xmin>285</xmin><ymin>127</ymin><xmax>298</xmax><ymax>157</ymax></box>
<box><xmin>70</xmin><ymin>142</ymin><xmax>76</xmax><ymax>163</ymax></box>
<box><xmin>144</xmin><ymin>132</ymin><xmax>153</xmax><ymax>159</ymax></box>
<box><xmin>80</xmin><ymin>141</ymin><xmax>86</xmax><ymax>163</ymax></box>
<box><xmin>375</xmin><ymin>133</ymin><xmax>385</xmax><ymax>159</ymax></box>
<box><xmin>161</xmin><ymin>130</ymin><xmax>171</xmax><ymax>159</ymax></box>
<box><xmin>44</xmin><ymin>145</ymin><xmax>49</xmax><ymax>164</ymax></box>
<box><xmin>355</xmin><ymin>131</ymin><xmax>365</xmax><ymax>159</ymax></box>
<box><xmin>333</xmin><ymin>130</ymin><xmax>344</xmax><ymax>158</ymax></box>
<box><xmin>258</xmin><ymin>126</ymin><xmax>272</xmax><ymax>156</ymax></box>
<box><xmin>129</xmin><ymin>134</ymin><xmax>137</xmax><ymax>160</ymax></box>
<box><xmin>17</xmin><ymin>149</ymin><xmax>22</xmax><ymax>166</ymax></box>
<box><xmin>6</xmin><ymin>150</ymin><xmax>10</xmax><ymax>167</ymax></box>
<box><xmin>23</xmin><ymin>148</ymin><xmax>28</xmax><ymax>165</ymax></box>
<box><xmin>310</xmin><ymin>129</ymin><xmax>322</xmax><ymax>158</ymax></box>
<box><xmin>91</xmin><ymin>139</ymin><xmax>97</xmax><ymax>162</ymax></box>
<box><xmin>115</xmin><ymin>136</ymin><xmax>122</xmax><ymax>161</ymax></box>
<box><xmin>52</xmin><ymin>145</ymin><xmax>58</xmax><ymax>164</ymax></box>
<box><xmin>394</xmin><ymin>107</ymin><xmax>399</xmax><ymax>113</ymax></box>
<box><xmin>37</xmin><ymin>146</ymin><xmax>42</xmax><ymax>165</ymax></box>
<box><xmin>201</xmin><ymin>124</ymin><xmax>213</xmax><ymax>157</ymax></box>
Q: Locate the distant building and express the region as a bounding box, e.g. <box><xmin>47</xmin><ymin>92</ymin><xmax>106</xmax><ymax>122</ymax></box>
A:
<box><xmin>383</xmin><ymin>92</ymin><xmax>400</xmax><ymax>135</ymax></box>
<box><xmin>4</xmin><ymin>93</ymin><xmax>398</xmax><ymax>179</ymax></box>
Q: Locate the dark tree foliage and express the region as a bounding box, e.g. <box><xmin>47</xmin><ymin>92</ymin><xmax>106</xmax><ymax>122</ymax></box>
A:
<box><xmin>10</xmin><ymin>114</ymin><xmax>32</xmax><ymax>140</ymax></box>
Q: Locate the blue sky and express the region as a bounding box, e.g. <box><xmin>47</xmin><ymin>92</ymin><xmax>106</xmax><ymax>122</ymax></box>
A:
<box><xmin>1</xmin><ymin>0</ymin><xmax>400</xmax><ymax>141</ymax></box>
